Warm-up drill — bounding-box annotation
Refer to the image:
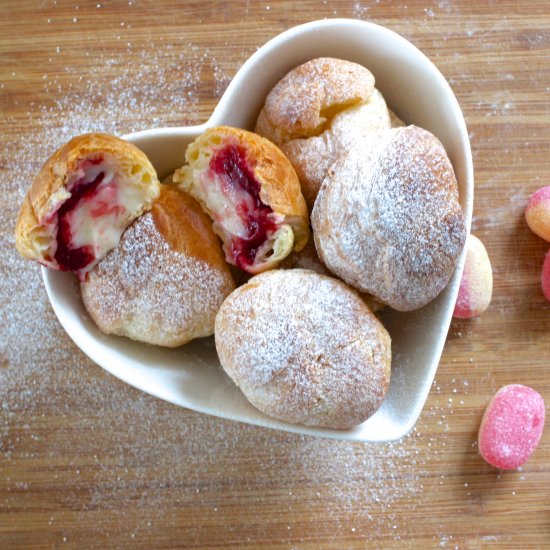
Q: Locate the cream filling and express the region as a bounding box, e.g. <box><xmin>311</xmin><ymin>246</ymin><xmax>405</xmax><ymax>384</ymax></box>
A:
<box><xmin>55</xmin><ymin>160</ymin><xmax>149</xmax><ymax>274</ymax></box>
<box><xmin>196</xmin><ymin>168</ymin><xmax>286</xmax><ymax>265</ymax></box>
<box><xmin>196</xmin><ymin>169</ymin><xmax>254</xmax><ymax>238</ymax></box>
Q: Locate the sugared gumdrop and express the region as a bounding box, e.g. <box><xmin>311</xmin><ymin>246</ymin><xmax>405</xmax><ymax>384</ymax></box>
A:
<box><xmin>478</xmin><ymin>384</ymin><xmax>545</xmax><ymax>470</ymax></box>
<box><xmin>453</xmin><ymin>234</ymin><xmax>493</xmax><ymax>319</ymax></box>
<box><xmin>525</xmin><ymin>186</ymin><xmax>550</xmax><ymax>242</ymax></box>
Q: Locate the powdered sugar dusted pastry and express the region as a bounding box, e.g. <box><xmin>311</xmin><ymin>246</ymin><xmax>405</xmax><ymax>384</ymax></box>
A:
<box><xmin>15</xmin><ymin>133</ymin><xmax>160</xmax><ymax>280</ymax></box>
<box><xmin>280</xmin><ymin>89</ymin><xmax>391</xmax><ymax>210</ymax></box>
<box><xmin>81</xmin><ymin>185</ymin><xmax>235</xmax><ymax>347</ymax></box>
<box><xmin>313</xmin><ymin>126</ymin><xmax>466</xmax><ymax>311</ymax></box>
<box><xmin>174</xmin><ymin>126</ymin><xmax>309</xmax><ymax>274</ymax></box>
<box><xmin>215</xmin><ymin>269</ymin><xmax>391</xmax><ymax>429</ymax></box>
<box><xmin>255</xmin><ymin>58</ymin><xmax>391</xmax><ymax>210</ymax></box>
<box><xmin>255</xmin><ymin>58</ymin><xmax>376</xmax><ymax>144</ymax></box>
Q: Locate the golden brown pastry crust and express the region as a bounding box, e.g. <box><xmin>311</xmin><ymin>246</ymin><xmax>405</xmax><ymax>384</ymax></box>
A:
<box><xmin>174</xmin><ymin>126</ymin><xmax>309</xmax><ymax>273</ymax></box>
<box><xmin>81</xmin><ymin>185</ymin><xmax>235</xmax><ymax>347</ymax></box>
<box><xmin>280</xmin><ymin>89</ymin><xmax>391</xmax><ymax>210</ymax></box>
<box><xmin>215</xmin><ymin>269</ymin><xmax>391</xmax><ymax>429</ymax></box>
<box><xmin>151</xmin><ymin>185</ymin><xmax>228</xmax><ymax>268</ymax></box>
<box><xmin>164</xmin><ymin>170</ymin><xmax>247</xmax><ymax>285</ymax></box>
<box><xmin>15</xmin><ymin>133</ymin><xmax>159</xmax><ymax>270</ymax></box>
<box><xmin>312</xmin><ymin>125</ymin><xmax>467</xmax><ymax>311</ymax></box>
<box><xmin>211</xmin><ymin>128</ymin><xmax>308</xmax><ymax>236</ymax></box>
<box><xmin>15</xmin><ymin>194</ymin><xmax>41</xmax><ymax>261</ymax></box>
<box><xmin>279</xmin><ymin>238</ymin><xmax>384</xmax><ymax>313</ymax></box>
<box><xmin>255</xmin><ymin>58</ymin><xmax>391</xmax><ymax>211</ymax></box>
<box><xmin>255</xmin><ymin>57</ymin><xmax>375</xmax><ymax>144</ymax></box>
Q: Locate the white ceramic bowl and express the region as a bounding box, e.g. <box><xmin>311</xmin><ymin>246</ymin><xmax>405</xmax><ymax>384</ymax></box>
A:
<box><xmin>42</xmin><ymin>19</ymin><xmax>473</xmax><ymax>442</ymax></box>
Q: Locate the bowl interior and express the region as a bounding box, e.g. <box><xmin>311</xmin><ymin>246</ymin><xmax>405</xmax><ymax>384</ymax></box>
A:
<box><xmin>43</xmin><ymin>19</ymin><xmax>473</xmax><ymax>442</ymax></box>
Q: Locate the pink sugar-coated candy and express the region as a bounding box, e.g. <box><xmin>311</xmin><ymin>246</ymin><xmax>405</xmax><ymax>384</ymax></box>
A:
<box><xmin>453</xmin><ymin>234</ymin><xmax>493</xmax><ymax>319</ymax></box>
<box><xmin>478</xmin><ymin>384</ymin><xmax>545</xmax><ymax>470</ymax></box>
<box><xmin>542</xmin><ymin>251</ymin><xmax>550</xmax><ymax>302</ymax></box>
<box><xmin>525</xmin><ymin>186</ymin><xmax>550</xmax><ymax>242</ymax></box>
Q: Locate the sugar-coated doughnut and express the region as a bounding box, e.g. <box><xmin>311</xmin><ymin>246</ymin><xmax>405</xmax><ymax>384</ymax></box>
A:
<box><xmin>81</xmin><ymin>185</ymin><xmax>235</xmax><ymax>347</ymax></box>
<box><xmin>174</xmin><ymin>126</ymin><xmax>309</xmax><ymax>275</ymax></box>
<box><xmin>312</xmin><ymin>126</ymin><xmax>466</xmax><ymax>311</ymax></box>
<box><xmin>453</xmin><ymin>234</ymin><xmax>493</xmax><ymax>319</ymax></box>
<box><xmin>255</xmin><ymin>58</ymin><xmax>390</xmax><ymax>211</ymax></box>
<box><xmin>525</xmin><ymin>186</ymin><xmax>550</xmax><ymax>242</ymax></box>
<box><xmin>15</xmin><ymin>133</ymin><xmax>160</xmax><ymax>280</ymax></box>
<box><xmin>215</xmin><ymin>269</ymin><xmax>391</xmax><ymax>429</ymax></box>
<box><xmin>478</xmin><ymin>384</ymin><xmax>545</xmax><ymax>470</ymax></box>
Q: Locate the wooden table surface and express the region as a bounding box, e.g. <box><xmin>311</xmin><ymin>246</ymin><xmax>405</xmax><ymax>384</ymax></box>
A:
<box><xmin>2</xmin><ymin>1</ymin><xmax>550</xmax><ymax>548</ymax></box>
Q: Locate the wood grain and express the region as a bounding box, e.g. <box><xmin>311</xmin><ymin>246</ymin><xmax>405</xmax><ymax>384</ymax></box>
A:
<box><xmin>1</xmin><ymin>1</ymin><xmax>550</xmax><ymax>548</ymax></box>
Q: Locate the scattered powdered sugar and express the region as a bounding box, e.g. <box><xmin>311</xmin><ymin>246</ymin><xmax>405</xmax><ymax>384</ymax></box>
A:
<box><xmin>82</xmin><ymin>212</ymin><xmax>233</xmax><ymax>346</ymax></box>
<box><xmin>215</xmin><ymin>269</ymin><xmax>390</xmax><ymax>428</ymax></box>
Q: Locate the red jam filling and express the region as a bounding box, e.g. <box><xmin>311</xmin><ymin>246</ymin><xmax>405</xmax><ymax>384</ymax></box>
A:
<box><xmin>209</xmin><ymin>144</ymin><xmax>278</xmax><ymax>270</ymax></box>
<box><xmin>54</xmin><ymin>171</ymin><xmax>105</xmax><ymax>272</ymax></box>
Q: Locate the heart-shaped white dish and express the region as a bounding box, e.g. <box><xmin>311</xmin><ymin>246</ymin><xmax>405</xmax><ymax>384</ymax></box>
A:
<box><xmin>42</xmin><ymin>19</ymin><xmax>473</xmax><ymax>442</ymax></box>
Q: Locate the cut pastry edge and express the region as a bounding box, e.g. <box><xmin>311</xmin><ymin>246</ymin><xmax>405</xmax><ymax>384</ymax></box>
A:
<box><xmin>177</xmin><ymin>160</ymin><xmax>295</xmax><ymax>275</ymax></box>
<box><xmin>174</xmin><ymin>127</ymin><xmax>308</xmax><ymax>275</ymax></box>
<box><xmin>15</xmin><ymin>135</ymin><xmax>160</xmax><ymax>281</ymax></box>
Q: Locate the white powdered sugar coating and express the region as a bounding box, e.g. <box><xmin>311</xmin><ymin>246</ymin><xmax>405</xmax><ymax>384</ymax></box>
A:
<box><xmin>215</xmin><ymin>269</ymin><xmax>391</xmax><ymax>429</ymax></box>
<box><xmin>313</xmin><ymin>125</ymin><xmax>466</xmax><ymax>311</ymax></box>
<box><xmin>255</xmin><ymin>58</ymin><xmax>390</xmax><ymax>210</ymax></box>
<box><xmin>82</xmin><ymin>212</ymin><xmax>232</xmax><ymax>346</ymax></box>
<box><xmin>279</xmin><ymin>237</ymin><xmax>332</xmax><ymax>276</ymax></box>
